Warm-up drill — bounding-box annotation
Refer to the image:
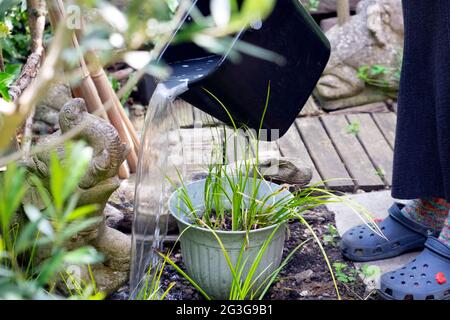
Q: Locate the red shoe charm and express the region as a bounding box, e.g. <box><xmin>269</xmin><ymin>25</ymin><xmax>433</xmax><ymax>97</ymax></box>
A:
<box><xmin>436</xmin><ymin>272</ymin><xmax>447</xmax><ymax>285</ymax></box>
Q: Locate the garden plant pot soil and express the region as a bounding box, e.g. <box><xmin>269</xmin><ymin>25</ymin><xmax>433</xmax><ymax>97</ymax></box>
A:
<box><xmin>168</xmin><ymin>178</ymin><xmax>291</xmax><ymax>299</ymax></box>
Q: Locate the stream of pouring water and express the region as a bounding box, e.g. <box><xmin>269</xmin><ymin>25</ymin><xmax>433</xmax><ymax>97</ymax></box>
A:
<box><xmin>130</xmin><ymin>81</ymin><xmax>188</xmax><ymax>297</ymax></box>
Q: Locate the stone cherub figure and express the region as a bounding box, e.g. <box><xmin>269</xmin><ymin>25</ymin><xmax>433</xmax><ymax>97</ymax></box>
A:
<box><xmin>24</xmin><ymin>98</ymin><xmax>132</xmax><ymax>295</ymax></box>
<box><xmin>314</xmin><ymin>0</ymin><xmax>404</xmax><ymax>111</ymax></box>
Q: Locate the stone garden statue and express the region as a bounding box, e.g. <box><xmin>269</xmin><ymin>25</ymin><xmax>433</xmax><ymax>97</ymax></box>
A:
<box><xmin>33</xmin><ymin>83</ymin><xmax>72</xmax><ymax>133</ymax></box>
<box><xmin>24</xmin><ymin>98</ymin><xmax>131</xmax><ymax>295</ymax></box>
<box><xmin>315</xmin><ymin>0</ymin><xmax>404</xmax><ymax>111</ymax></box>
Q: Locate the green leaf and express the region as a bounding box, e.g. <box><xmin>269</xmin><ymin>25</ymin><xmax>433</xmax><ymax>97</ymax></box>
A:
<box><xmin>0</xmin><ymin>72</ymin><xmax>14</xmax><ymax>85</ymax></box>
<box><xmin>36</xmin><ymin>250</ymin><xmax>65</xmax><ymax>285</ymax></box>
<box><xmin>59</xmin><ymin>217</ymin><xmax>102</xmax><ymax>243</ymax></box>
<box><xmin>60</xmin><ymin>142</ymin><xmax>92</xmax><ymax>202</ymax></box>
<box><xmin>346</xmin><ymin>121</ymin><xmax>360</xmax><ymax>135</ymax></box>
<box><xmin>109</xmin><ymin>76</ymin><xmax>120</xmax><ymax>92</ymax></box>
<box><xmin>240</xmin><ymin>0</ymin><xmax>276</xmax><ymax>22</ymax></box>
<box><xmin>0</xmin><ymin>162</ymin><xmax>27</xmax><ymax>232</ymax></box>
<box><xmin>0</xmin><ymin>63</ymin><xmax>21</xmax><ymax>100</ymax></box>
<box><xmin>23</xmin><ymin>205</ymin><xmax>54</xmax><ymax>237</ymax></box>
<box><xmin>0</xmin><ymin>0</ymin><xmax>22</xmax><ymax>18</ymax></box>
<box><xmin>65</xmin><ymin>204</ymin><xmax>99</xmax><ymax>222</ymax></box>
<box><xmin>13</xmin><ymin>219</ymin><xmax>40</xmax><ymax>254</ymax></box>
<box><xmin>61</xmin><ymin>193</ymin><xmax>80</xmax><ymax>221</ymax></box>
<box><xmin>0</xmin><ymin>85</ymin><xmax>10</xmax><ymax>100</ymax></box>
<box><xmin>49</xmin><ymin>151</ymin><xmax>64</xmax><ymax>213</ymax></box>
<box><xmin>370</xmin><ymin>65</ymin><xmax>387</xmax><ymax>76</ymax></box>
<box><xmin>5</xmin><ymin>63</ymin><xmax>21</xmax><ymax>76</ymax></box>
<box><xmin>63</xmin><ymin>246</ymin><xmax>103</xmax><ymax>265</ymax></box>
<box><xmin>166</xmin><ymin>0</ymin><xmax>178</xmax><ymax>13</ymax></box>
<box><xmin>360</xmin><ymin>264</ymin><xmax>380</xmax><ymax>278</ymax></box>
<box><xmin>28</xmin><ymin>175</ymin><xmax>53</xmax><ymax>216</ymax></box>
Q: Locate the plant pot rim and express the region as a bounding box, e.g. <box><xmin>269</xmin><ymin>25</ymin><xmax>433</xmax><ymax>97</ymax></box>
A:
<box><xmin>168</xmin><ymin>178</ymin><xmax>291</xmax><ymax>235</ymax></box>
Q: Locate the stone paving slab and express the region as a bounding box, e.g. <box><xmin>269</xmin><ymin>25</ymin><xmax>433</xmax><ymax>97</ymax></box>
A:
<box><xmin>327</xmin><ymin>191</ymin><xmax>419</xmax><ymax>276</ymax></box>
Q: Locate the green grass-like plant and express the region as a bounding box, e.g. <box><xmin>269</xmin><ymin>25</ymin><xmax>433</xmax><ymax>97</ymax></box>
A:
<box><xmin>158</xmin><ymin>83</ymin><xmax>385</xmax><ymax>300</ymax></box>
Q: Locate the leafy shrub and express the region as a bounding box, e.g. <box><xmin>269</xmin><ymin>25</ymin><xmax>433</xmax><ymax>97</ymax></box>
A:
<box><xmin>0</xmin><ymin>63</ymin><xmax>21</xmax><ymax>100</ymax></box>
<box><xmin>0</xmin><ymin>142</ymin><xmax>104</xmax><ymax>300</ymax></box>
<box><xmin>1</xmin><ymin>6</ymin><xmax>31</xmax><ymax>65</ymax></box>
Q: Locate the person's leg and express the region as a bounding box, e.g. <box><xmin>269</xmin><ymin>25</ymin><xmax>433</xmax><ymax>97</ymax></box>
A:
<box><xmin>402</xmin><ymin>198</ymin><xmax>450</xmax><ymax>231</ymax></box>
<box><xmin>342</xmin><ymin>0</ymin><xmax>450</xmax><ymax>257</ymax></box>
<box><xmin>438</xmin><ymin>215</ymin><xmax>450</xmax><ymax>248</ymax></box>
<box><xmin>341</xmin><ymin>0</ymin><xmax>450</xmax><ymax>299</ymax></box>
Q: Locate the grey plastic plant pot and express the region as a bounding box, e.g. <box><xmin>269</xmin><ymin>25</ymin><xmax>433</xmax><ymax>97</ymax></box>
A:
<box><xmin>168</xmin><ymin>178</ymin><xmax>292</xmax><ymax>299</ymax></box>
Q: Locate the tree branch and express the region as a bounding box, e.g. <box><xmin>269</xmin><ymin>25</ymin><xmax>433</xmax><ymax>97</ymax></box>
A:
<box><xmin>9</xmin><ymin>0</ymin><xmax>46</xmax><ymax>102</ymax></box>
<box><xmin>16</xmin><ymin>0</ymin><xmax>47</xmax><ymax>157</ymax></box>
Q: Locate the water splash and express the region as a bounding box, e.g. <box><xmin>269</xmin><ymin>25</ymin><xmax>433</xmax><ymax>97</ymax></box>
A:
<box><xmin>130</xmin><ymin>81</ymin><xmax>188</xmax><ymax>297</ymax></box>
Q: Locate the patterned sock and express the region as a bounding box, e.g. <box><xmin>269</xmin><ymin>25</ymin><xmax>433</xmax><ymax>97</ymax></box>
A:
<box><xmin>401</xmin><ymin>198</ymin><xmax>450</xmax><ymax>231</ymax></box>
<box><xmin>438</xmin><ymin>216</ymin><xmax>450</xmax><ymax>248</ymax></box>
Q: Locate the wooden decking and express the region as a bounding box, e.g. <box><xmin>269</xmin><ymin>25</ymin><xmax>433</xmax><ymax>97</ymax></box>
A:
<box><xmin>174</xmin><ymin>100</ymin><xmax>396</xmax><ymax>192</ymax></box>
